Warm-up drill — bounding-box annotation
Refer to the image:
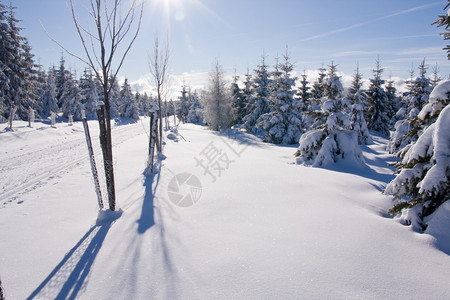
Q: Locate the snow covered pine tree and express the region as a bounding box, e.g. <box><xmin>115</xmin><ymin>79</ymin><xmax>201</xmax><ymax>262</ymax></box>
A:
<box><xmin>295</xmin><ymin>62</ymin><xmax>364</xmax><ymax>167</ymax></box>
<box><xmin>385</xmin><ymin>79</ymin><xmax>450</xmax><ymax>230</ymax></box>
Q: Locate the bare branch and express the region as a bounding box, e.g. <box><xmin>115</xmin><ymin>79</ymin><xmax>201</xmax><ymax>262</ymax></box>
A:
<box><xmin>40</xmin><ymin>20</ymin><xmax>91</xmax><ymax>67</ymax></box>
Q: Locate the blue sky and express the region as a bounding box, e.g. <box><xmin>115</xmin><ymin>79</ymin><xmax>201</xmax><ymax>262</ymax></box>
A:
<box><xmin>12</xmin><ymin>0</ymin><xmax>450</xmax><ymax>95</ymax></box>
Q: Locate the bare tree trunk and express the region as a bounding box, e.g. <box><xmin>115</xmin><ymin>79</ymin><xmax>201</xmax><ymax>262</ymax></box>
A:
<box><xmin>148</xmin><ymin>111</ymin><xmax>157</xmax><ymax>172</ymax></box>
<box><xmin>148</xmin><ymin>36</ymin><xmax>170</xmax><ymax>154</ymax></box>
<box><xmin>9</xmin><ymin>104</ymin><xmax>16</xmax><ymax>130</ymax></box>
<box><xmin>82</xmin><ymin>111</ymin><xmax>103</xmax><ymax>209</ymax></box>
<box><xmin>50</xmin><ymin>0</ymin><xmax>144</xmax><ymax>211</ymax></box>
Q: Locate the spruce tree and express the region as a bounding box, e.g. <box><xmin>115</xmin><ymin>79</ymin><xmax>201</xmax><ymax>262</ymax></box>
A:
<box><xmin>107</xmin><ymin>76</ymin><xmax>121</xmax><ymax>118</ymax></box>
<box><xmin>385</xmin><ymin>75</ymin><xmax>399</xmax><ymax>127</ymax></box>
<box><xmin>433</xmin><ymin>2</ymin><xmax>450</xmax><ymax>59</ymax></box>
<box><xmin>258</xmin><ymin>49</ymin><xmax>302</xmax><ymax>144</ymax></box>
<box><xmin>55</xmin><ymin>56</ymin><xmax>73</xmax><ymax>110</ymax></box>
<box><xmin>186</xmin><ymin>88</ymin><xmax>203</xmax><ymax>124</ymax></box>
<box><xmin>389</xmin><ymin>61</ymin><xmax>433</xmax><ymax>154</ymax></box>
<box><xmin>79</xmin><ymin>69</ymin><xmax>100</xmax><ymax>119</ymax></box>
<box><xmin>298</xmin><ymin>70</ymin><xmax>311</xmax><ymax>111</ymax></box>
<box><xmin>385</xmin><ymin>79</ymin><xmax>450</xmax><ymax>230</ymax></box>
<box><xmin>60</xmin><ymin>74</ymin><xmax>84</xmax><ymax>121</ymax></box>
<box><xmin>231</xmin><ymin>70</ymin><xmax>250</xmax><ymax>126</ymax></box>
<box><xmin>365</xmin><ymin>58</ymin><xmax>390</xmax><ymax>136</ymax></box>
<box><xmin>430</xmin><ymin>63</ymin><xmax>442</xmax><ymax>88</ymax></box>
<box><xmin>39</xmin><ymin>69</ymin><xmax>58</xmax><ymax>118</ymax></box>
<box><xmin>18</xmin><ymin>40</ymin><xmax>40</xmax><ymax>119</ymax></box>
<box><xmin>348</xmin><ymin>65</ymin><xmax>371</xmax><ymax>145</ymax></box>
<box><xmin>119</xmin><ymin>78</ymin><xmax>139</xmax><ymax>121</ymax></box>
<box><xmin>296</xmin><ymin>63</ymin><xmax>363</xmax><ymax>166</ymax></box>
<box><xmin>242</xmin><ymin>54</ymin><xmax>271</xmax><ymax>133</ymax></box>
<box><xmin>310</xmin><ymin>66</ymin><xmax>326</xmax><ymax>104</ymax></box>
<box><xmin>0</xmin><ymin>4</ymin><xmax>27</xmax><ymax>124</ymax></box>
<box><xmin>177</xmin><ymin>84</ymin><xmax>190</xmax><ymax>123</ymax></box>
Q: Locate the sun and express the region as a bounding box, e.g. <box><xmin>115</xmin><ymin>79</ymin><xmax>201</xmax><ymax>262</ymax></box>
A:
<box><xmin>147</xmin><ymin>0</ymin><xmax>185</xmax><ymax>24</ymax></box>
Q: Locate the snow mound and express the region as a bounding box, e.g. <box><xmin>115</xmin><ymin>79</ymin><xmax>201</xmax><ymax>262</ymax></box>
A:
<box><xmin>428</xmin><ymin>79</ymin><xmax>450</xmax><ymax>103</ymax></box>
<box><xmin>425</xmin><ymin>200</ymin><xmax>450</xmax><ymax>254</ymax></box>
<box><xmin>96</xmin><ymin>209</ymin><xmax>123</xmax><ymax>225</ymax></box>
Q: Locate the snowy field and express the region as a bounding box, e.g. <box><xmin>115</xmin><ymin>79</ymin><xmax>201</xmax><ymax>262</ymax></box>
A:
<box><xmin>1</xmin><ymin>118</ymin><xmax>449</xmax><ymax>299</ymax></box>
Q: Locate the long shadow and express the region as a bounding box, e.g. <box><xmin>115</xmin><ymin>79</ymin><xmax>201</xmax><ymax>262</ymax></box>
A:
<box><xmin>27</xmin><ymin>212</ymin><xmax>120</xmax><ymax>300</ymax></box>
<box><xmin>137</xmin><ymin>173</ymin><xmax>156</xmax><ymax>233</ymax></box>
<box><xmin>323</xmin><ymin>162</ymin><xmax>395</xmax><ymax>186</ymax></box>
<box><xmin>213</xmin><ymin>127</ymin><xmax>268</xmax><ymax>148</ymax></box>
<box><xmin>137</xmin><ymin>163</ymin><xmax>162</xmax><ymax>234</ymax></box>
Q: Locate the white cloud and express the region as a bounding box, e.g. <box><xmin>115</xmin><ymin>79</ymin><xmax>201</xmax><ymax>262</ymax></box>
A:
<box><xmin>299</xmin><ymin>2</ymin><xmax>442</xmax><ymax>42</ymax></box>
<box><xmin>129</xmin><ymin>71</ymin><xmax>210</xmax><ymax>100</ymax></box>
<box><xmin>129</xmin><ymin>67</ymin><xmax>410</xmax><ymax>102</ymax></box>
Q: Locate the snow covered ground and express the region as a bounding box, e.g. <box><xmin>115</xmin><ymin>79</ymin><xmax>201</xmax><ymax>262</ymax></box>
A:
<box><xmin>1</xmin><ymin>119</ymin><xmax>449</xmax><ymax>299</ymax></box>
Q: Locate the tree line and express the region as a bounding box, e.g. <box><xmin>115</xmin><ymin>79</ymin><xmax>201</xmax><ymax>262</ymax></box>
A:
<box><xmin>184</xmin><ymin>48</ymin><xmax>448</xmax><ymax>230</ymax></box>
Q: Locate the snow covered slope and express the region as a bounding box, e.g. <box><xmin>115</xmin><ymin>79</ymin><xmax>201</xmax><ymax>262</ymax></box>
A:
<box><xmin>0</xmin><ymin>119</ymin><xmax>449</xmax><ymax>299</ymax></box>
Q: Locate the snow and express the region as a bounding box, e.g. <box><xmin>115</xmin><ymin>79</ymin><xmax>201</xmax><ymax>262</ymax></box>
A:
<box><xmin>428</xmin><ymin>79</ymin><xmax>450</xmax><ymax>103</ymax></box>
<box><xmin>1</xmin><ymin>119</ymin><xmax>450</xmax><ymax>299</ymax></box>
<box><xmin>417</xmin><ymin>105</ymin><xmax>450</xmax><ymax>194</ymax></box>
<box><xmin>418</xmin><ymin>79</ymin><xmax>450</xmax><ymax>120</ymax></box>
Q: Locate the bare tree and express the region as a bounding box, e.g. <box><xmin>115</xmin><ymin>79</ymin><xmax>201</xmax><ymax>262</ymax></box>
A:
<box><xmin>51</xmin><ymin>0</ymin><xmax>143</xmax><ymax>211</ymax></box>
<box><xmin>148</xmin><ymin>36</ymin><xmax>170</xmax><ymax>153</ymax></box>
<box><xmin>202</xmin><ymin>59</ymin><xmax>232</xmax><ymax>131</ymax></box>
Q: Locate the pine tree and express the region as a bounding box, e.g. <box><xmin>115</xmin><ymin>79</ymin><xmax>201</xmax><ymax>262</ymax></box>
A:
<box><xmin>310</xmin><ymin>66</ymin><xmax>326</xmax><ymax>103</ymax></box>
<box><xmin>201</xmin><ymin>59</ymin><xmax>232</xmax><ymax>131</ymax></box>
<box><xmin>107</xmin><ymin>75</ymin><xmax>121</xmax><ymax>118</ymax></box>
<box><xmin>177</xmin><ymin>83</ymin><xmax>190</xmax><ymax>123</ymax></box>
<box><xmin>34</xmin><ymin>65</ymin><xmax>48</xmax><ymax>118</ymax></box>
<box><xmin>258</xmin><ymin>49</ymin><xmax>302</xmax><ymax>144</ymax></box>
<box><xmin>323</xmin><ymin>61</ymin><xmax>342</xmax><ymax>99</ymax></box>
<box><xmin>60</xmin><ymin>74</ymin><xmax>84</xmax><ymax>121</ymax></box>
<box><xmin>430</xmin><ymin>63</ymin><xmax>442</xmax><ymax>88</ymax></box>
<box><xmin>231</xmin><ymin>70</ymin><xmax>250</xmax><ymax>126</ymax></box>
<box><xmin>304</xmin><ymin>66</ymin><xmax>329</xmax><ymax>130</ymax></box>
<box><xmin>242</xmin><ymin>54</ymin><xmax>271</xmax><ymax>133</ymax></box>
<box><xmin>347</xmin><ymin>64</ymin><xmax>364</xmax><ymax>105</ymax></box>
<box><xmin>54</xmin><ymin>55</ymin><xmax>73</xmax><ymax>110</ymax></box>
<box><xmin>347</xmin><ymin>65</ymin><xmax>371</xmax><ymax>145</ymax></box>
<box><xmin>385</xmin><ymin>75</ymin><xmax>399</xmax><ymax>127</ymax></box>
<box><xmin>412</xmin><ymin>58</ymin><xmax>432</xmax><ymax>111</ymax></box>
<box><xmin>118</xmin><ymin>78</ymin><xmax>139</xmax><ymax>121</ymax></box>
<box><xmin>385</xmin><ymin>79</ymin><xmax>450</xmax><ymax>230</ymax></box>
<box><xmin>186</xmin><ymin>88</ymin><xmax>203</xmax><ymax>124</ymax></box>
<box><xmin>39</xmin><ymin>68</ymin><xmax>58</xmax><ymax>118</ymax></box>
<box><xmin>0</xmin><ymin>1</ymin><xmax>7</xmax><ymax>121</ymax></box>
<box><xmin>17</xmin><ymin>40</ymin><xmax>40</xmax><ymax>120</ymax></box>
<box><xmin>298</xmin><ymin>70</ymin><xmax>311</xmax><ymax>110</ymax></box>
<box><xmin>432</xmin><ymin>2</ymin><xmax>450</xmax><ymax>59</ymax></box>
<box><xmin>296</xmin><ymin>63</ymin><xmax>363</xmax><ymax>166</ymax></box>
<box><xmin>136</xmin><ymin>92</ymin><xmax>151</xmax><ymax>116</ymax></box>
<box><xmin>389</xmin><ymin>61</ymin><xmax>433</xmax><ymax>154</ymax></box>
<box><xmin>79</xmin><ymin>69</ymin><xmax>100</xmax><ymax>119</ymax></box>
<box><xmin>365</xmin><ymin>58</ymin><xmax>390</xmax><ymax>136</ymax></box>
<box><xmin>0</xmin><ymin>4</ymin><xmax>27</xmax><ymax>124</ymax></box>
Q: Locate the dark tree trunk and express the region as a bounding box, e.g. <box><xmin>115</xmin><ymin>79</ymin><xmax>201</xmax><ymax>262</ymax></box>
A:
<box><xmin>148</xmin><ymin>111</ymin><xmax>157</xmax><ymax>172</ymax></box>
<box><xmin>96</xmin><ymin>102</ymin><xmax>116</xmax><ymax>211</ymax></box>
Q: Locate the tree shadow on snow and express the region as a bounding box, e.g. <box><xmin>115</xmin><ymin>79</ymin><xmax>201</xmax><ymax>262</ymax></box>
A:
<box><xmin>213</xmin><ymin>128</ymin><xmax>268</xmax><ymax>148</ymax></box>
<box><xmin>136</xmin><ymin>168</ymin><xmax>161</xmax><ymax>234</ymax></box>
<box><xmin>323</xmin><ymin>161</ymin><xmax>395</xmax><ymax>188</ymax></box>
<box><xmin>27</xmin><ymin>210</ymin><xmax>121</xmax><ymax>300</ymax></box>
